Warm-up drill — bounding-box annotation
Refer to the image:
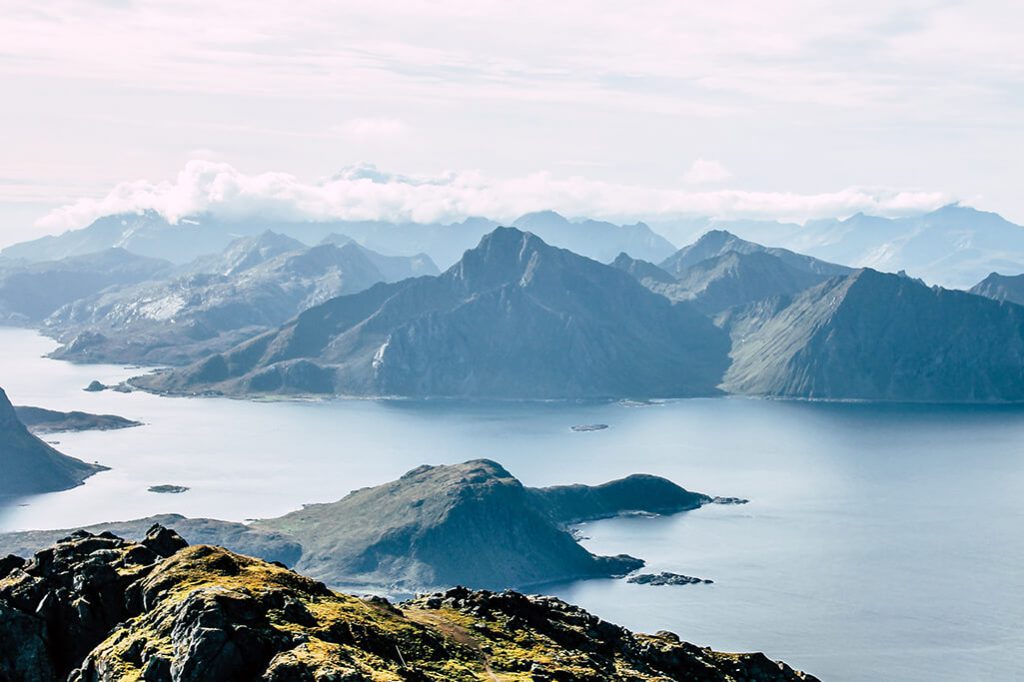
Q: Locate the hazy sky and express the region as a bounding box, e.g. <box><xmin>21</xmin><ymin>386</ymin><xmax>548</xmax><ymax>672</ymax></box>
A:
<box><xmin>2</xmin><ymin>0</ymin><xmax>1022</xmax><ymax>245</ymax></box>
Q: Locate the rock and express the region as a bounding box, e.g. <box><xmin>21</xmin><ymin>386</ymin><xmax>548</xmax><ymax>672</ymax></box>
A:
<box><xmin>711</xmin><ymin>496</ymin><xmax>749</xmax><ymax>505</ymax></box>
<box><xmin>626</xmin><ymin>572</ymin><xmax>714</xmax><ymax>586</ymax></box>
<box><xmin>82</xmin><ymin>381</ymin><xmax>106</xmax><ymax>393</ymax></box>
<box><xmin>141</xmin><ymin>525</ymin><xmax>189</xmax><ymax>558</ymax></box>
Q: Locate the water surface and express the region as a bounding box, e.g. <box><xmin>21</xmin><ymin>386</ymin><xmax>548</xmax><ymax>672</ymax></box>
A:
<box><xmin>1</xmin><ymin>327</ymin><xmax>1022</xmax><ymax>681</ymax></box>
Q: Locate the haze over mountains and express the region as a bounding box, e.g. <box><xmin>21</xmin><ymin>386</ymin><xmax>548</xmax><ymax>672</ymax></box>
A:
<box><xmin>3</xmin><ymin>208</ymin><xmax>677</xmax><ymax>271</ymax></box>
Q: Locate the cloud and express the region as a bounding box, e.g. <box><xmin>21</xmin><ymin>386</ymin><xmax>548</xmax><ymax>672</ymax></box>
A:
<box><xmin>36</xmin><ymin>160</ymin><xmax>953</xmax><ymax>232</ymax></box>
<box><xmin>336</xmin><ymin>118</ymin><xmax>409</xmax><ymax>137</ymax></box>
<box><xmin>684</xmin><ymin>159</ymin><xmax>733</xmax><ymax>185</ymax></box>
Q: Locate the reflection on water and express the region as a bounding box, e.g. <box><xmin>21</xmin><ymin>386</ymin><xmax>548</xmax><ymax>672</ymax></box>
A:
<box><xmin>1</xmin><ymin>327</ymin><xmax>1023</xmax><ymax>681</ymax></box>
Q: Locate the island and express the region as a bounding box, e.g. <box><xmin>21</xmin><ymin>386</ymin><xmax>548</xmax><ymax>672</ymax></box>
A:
<box><xmin>13</xmin><ymin>405</ymin><xmax>141</xmax><ymax>434</ymax></box>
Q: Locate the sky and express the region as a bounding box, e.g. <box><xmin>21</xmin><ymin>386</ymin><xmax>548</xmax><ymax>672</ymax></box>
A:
<box><xmin>1</xmin><ymin>0</ymin><xmax>1023</xmax><ymax>246</ymax></box>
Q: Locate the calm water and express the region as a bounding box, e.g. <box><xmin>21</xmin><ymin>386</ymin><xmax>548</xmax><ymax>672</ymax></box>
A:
<box><xmin>1</xmin><ymin>327</ymin><xmax>1022</xmax><ymax>681</ymax></box>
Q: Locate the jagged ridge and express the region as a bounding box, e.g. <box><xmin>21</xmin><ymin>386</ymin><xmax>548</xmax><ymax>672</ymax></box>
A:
<box><xmin>0</xmin><ymin>527</ymin><xmax>819</xmax><ymax>681</ymax></box>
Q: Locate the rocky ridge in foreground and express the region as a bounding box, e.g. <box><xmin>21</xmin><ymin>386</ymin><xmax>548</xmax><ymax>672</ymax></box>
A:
<box><xmin>0</xmin><ymin>526</ymin><xmax>819</xmax><ymax>682</ymax></box>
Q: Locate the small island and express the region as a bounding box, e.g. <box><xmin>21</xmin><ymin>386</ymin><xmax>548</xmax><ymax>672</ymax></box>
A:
<box><xmin>571</xmin><ymin>423</ymin><xmax>609</xmax><ymax>432</ymax></box>
<box><xmin>148</xmin><ymin>484</ymin><xmax>190</xmax><ymax>494</ymax></box>
<box><xmin>83</xmin><ymin>380</ymin><xmax>107</xmax><ymax>392</ymax></box>
<box><xmin>14</xmin><ymin>406</ymin><xmax>141</xmax><ymax>434</ymax></box>
<box><xmin>627</xmin><ymin>572</ymin><xmax>714</xmax><ymax>586</ymax></box>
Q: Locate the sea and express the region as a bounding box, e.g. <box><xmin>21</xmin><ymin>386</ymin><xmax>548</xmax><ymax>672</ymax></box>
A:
<box><xmin>1</xmin><ymin>327</ymin><xmax>1021</xmax><ymax>681</ymax></box>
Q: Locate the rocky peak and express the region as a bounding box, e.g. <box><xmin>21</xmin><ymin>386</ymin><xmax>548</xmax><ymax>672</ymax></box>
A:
<box><xmin>0</xmin><ymin>530</ymin><xmax>819</xmax><ymax>681</ymax></box>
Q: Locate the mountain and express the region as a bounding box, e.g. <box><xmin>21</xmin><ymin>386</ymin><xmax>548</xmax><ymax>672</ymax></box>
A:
<box><xmin>184</xmin><ymin>230</ymin><xmax>307</xmax><ymax>276</ymax></box>
<box><xmin>722</xmin><ymin>268</ymin><xmax>1024</xmax><ymax>401</ymax></box>
<box><xmin>256</xmin><ymin>459</ymin><xmax>711</xmax><ymax>590</ymax></box>
<box><xmin>0</xmin><ymin>248</ymin><xmax>173</xmax><ymax>325</ymax></box>
<box><xmin>0</xmin><ymin>528</ymin><xmax>818</xmax><ymax>682</ymax></box>
<box><xmin>667</xmin><ymin>250</ymin><xmax>835</xmax><ymax>314</ymax></box>
<box><xmin>715</xmin><ymin>205</ymin><xmax>1024</xmax><ymax>289</ymax></box>
<box><xmin>0</xmin><ymin>388</ymin><xmax>106</xmax><ymax>496</ymax></box>
<box><xmin>319</xmin><ymin>232</ymin><xmax>440</xmax><ymax>279</ymax></box>
<box><xmin>513</xmin><ymin>210</ymin><xmax>677</xmax><ymax>263</ymax></box>
<box><xmin>660</xmin><ymin>230</ymin><xmax>852</xmax><ymax>279</ymax></box>
<box><xmin>133</xmin><ymin>227</ymin><xmax>730</xmax><ymax>398</ymax></box>
<box><xmin>3</xmin><ymin>209</ymin><xmax>676</xmax><ymax>271</ymax></box>
<box><xmin>45</xmin><ymin>235</ymin><xmax>428</xmax><ymax>366</ymax></box>
<box><xmin>970</xmin><ymin>272</ymin><xmax>1024</xmax><ymax>306</ymax></box>
<box><xmin>614</xmin><ymin>245</ymin><xmax>839</xmax><ymax>315</ymax></box>
<box><xmin>610</xmin><ymin>252</ymin><xmax>677</xmax><ymax>284</ymax></box>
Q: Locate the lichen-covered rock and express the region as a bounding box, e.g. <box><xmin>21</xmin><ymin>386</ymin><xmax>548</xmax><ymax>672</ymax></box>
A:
<box><xmin>1</xmin><ymin>528</ymin><xmax>818</xmax><ymax>682</ymax></box>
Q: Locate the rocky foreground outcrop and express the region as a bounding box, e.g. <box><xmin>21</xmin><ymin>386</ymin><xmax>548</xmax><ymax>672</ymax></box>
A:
<box><xmin>0</xmin><ymin>527</ymin><xmax>819</xmax><ymax>682</ymax></box>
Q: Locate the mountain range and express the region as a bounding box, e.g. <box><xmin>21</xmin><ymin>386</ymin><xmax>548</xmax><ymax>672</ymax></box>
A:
<box><xmin>3</xmin><ymin>209</ymin><xmax>677</xmax><ymax>270</ymax></box>
<box><xmin>0</xmin><ymin>249</ymin><xmax>173</xmax><ymax>325</ymax></box>
<box><xmin>45</xmin><ymin>231</ymin><xmax>439</xmax><ymax>366</ymax></box>
<box><xmin>134</xmin><ymin>227</ymin><xmax>730</xmax><ymax>398</ymax></box>
<box><xmin>685</xmin><ymin>205</ymin><xmax>1024</xmax><ymax>289</ymax></box>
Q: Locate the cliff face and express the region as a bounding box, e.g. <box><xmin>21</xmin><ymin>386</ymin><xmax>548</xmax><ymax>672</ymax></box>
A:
<box><xmin>0</xmin><ymin>388</ymin><xmax>106</xmax><ymax>496</ymax></box>
<box><xmin>0</xmin><ymin>527</ymin><xmax>819</xmax><ymax>682</ymax></box>
<box><xmin>723</xmin><ymin>269</ymin><xmax>1024</xmax><ymax>401</ymax></box>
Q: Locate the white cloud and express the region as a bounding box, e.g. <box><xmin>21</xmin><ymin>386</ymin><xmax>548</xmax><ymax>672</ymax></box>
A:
<box><xmin>684</xmin><ymin>159</ymin><xmax>733</xmax><ymax>184</ymax></box>
<box><xmin>36</xmin><ymin>160</ymin><xmax>952</xmax><ymax>231</ymax></box>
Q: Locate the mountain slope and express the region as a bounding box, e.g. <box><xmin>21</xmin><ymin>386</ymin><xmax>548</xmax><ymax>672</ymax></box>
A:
<box><xmin>0</xmin><ymin>249</ymin><xmax>173</xmax><ymax>324</ymax></box>
<box><xmin>0</xmin><ymin>388</ymin><xmax>106</xmax><ymax>496</ymax></box>
<box><xmin>256</xmin><ymin>460</ymin><xmax>663</xmax><ymax>590</ymax></box>
<box><xmin>970</xmin><ymin>272</ymin><xmax>1024</xmax><ymax>306</ymax></box>
<box><xmin>45</xmin><ymin>236</ymin><xmax>424</xmax><ymax>366</ymax></box>
<box><xmin>0</xmin><ymin>528</ymin><xmax>818</xmax><ymax>682</ymax></box>
<box><xmin>135</xmin><ymin>227</ymin><xmax>730</xmax><ymax>399</ymax></box>
<box><xmin>723</xmin><ymin>269</ymin><xmax>1024</xmax><ymax>401</ymax></box>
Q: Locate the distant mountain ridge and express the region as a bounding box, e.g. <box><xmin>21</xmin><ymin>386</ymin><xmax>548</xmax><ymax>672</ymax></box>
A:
<box><xmin>4</xmin><ymin>208</ymin><xmax>677</xmax><ymax>270</ymax></box>
<box><xmin>134</xmin><ymin>226</ymin><xmax>730</xmax><ymax>398</ymax></box>
<box><xmin>697</xmin><ymin>205</ymin><xmax>1024</xmax><ymax>288</ymax></box>
<box><xmin>0</xmin><ymin>248</ymin><xmax>173</xmax><ymax>325</ymax></box>
<box><xmin>45</xmin><ymin>232</ymin><xmax>437</xmax><ymax>366</ymax></box>
<box><xmin>613</xmin><ymin>232</ymin><xmax>849</xmax><ymax>315</ymax></box>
